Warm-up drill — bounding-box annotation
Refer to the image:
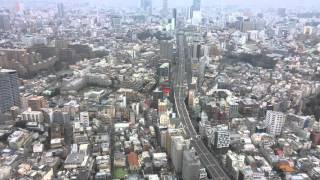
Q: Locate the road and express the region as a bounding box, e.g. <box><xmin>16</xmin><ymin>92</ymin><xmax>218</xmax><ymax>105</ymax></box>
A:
<box><xmin>172</xmin><ymin>56</ymin><xmax>230</xmax><ymax>180</ymax></box>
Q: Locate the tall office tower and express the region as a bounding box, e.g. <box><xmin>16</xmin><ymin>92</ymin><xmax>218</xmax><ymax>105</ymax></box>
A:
<box><xmin>264</xmin><ymin>110</ymin><xmax>286</xmax><ymax>136</ymax></box>
<box><xmin>182</xmin><ymin>148</ymin><xmax>201</xmax><ymax>180</ymax></box>
<box><xmin>278</xmin><ymin>8</ymin><xmax>286</xmax><ymax>17</ymax></box>
<box><xmin>111</xmin><ymin>16</ymin><xmax>121</xmax><ymax>29</ymax></box>
<box><xmin>242</xmin><ymin>18</ymin><xmax>253</xmax><ymax>32</ymax></box>
<box><xmin>0</xmin><ymin>69</ymin><xmax>20</xmax><ymax>113</ymax></box>
<box><xmin>198</xmin><ymin>56</ymin><xmax>208</xmax><ymax>87</ymax></box>
<box><xmin>185</xmin><ymin>61</ymin><xmax>192</xmax><ymax>85</ymax></box>
<box><xmin>165</xmin><ymin>129</ymin><xmax>184</xmax><ymax>157</ymax></box>
<box><xmin>177</xmin><ymin>32</ymin><xmax>187</xmax><ymax>60</ymax></box>
<box><xmin>190</xmin><ymin>41</ymin><xmax>202</xmax><ymax>61</ymax></box>
<box><xmin>177</xmin><ymin>32</ymin><xmax>192</xmax><ymax>84</ymax></box>
<box><xmin>192</xmin><ymin>0</ymin><xmax>201</xmax><ymax>11</ymax></box>
<box><xmin>141</xmin><ymin>0</ymin><xmax>152</xmax><ymax>15</ymax></box>
<box><xmin>162</xmin><ymin>0</ymin><xmax>168</xmax><ymax>16</ymax></box>
<box><xmin>57</xmin><ymin>3</ymin><xmax>64</xmax><ymax>17</ymax></box>
<box><xmin>160</xmin><ymin>40</ymin><xmax>173</xmax><ymax>60</ymax></box>
<box><xmin>190</xmin><ymin>0</ymin><xmax>201</xmax><ymax>18</ymax></box>
<box><xmin>172</xmin><ymin>8</ymin><xmax>177</xmax><ymax>29</ymax></box>
<box><xmin>171</xmin><ymin>136</ymin><xmax>189</xmax><ymax>173</ymax></box>
<box><xmin>0</xmin><ymin>14</ymin><xmax>10</xmax><ymax>31</ymax></box>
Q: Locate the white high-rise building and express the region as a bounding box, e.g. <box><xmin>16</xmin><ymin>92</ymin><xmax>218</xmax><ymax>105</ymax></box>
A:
<box><xmin>0</xmin><ymin>69</ymin><xmax>20</xmax><ymax>113</ymax></box>
<box><xmin>182</xmin><ymin>148</ymin><xmax>201</xmax><ymax>180</ymax></box>
<box><xmin>171</xmin><ymin>136</ymin><xmax>189</xmax><ymax>173</ymax></box>
<box><xmin>264</xmin><ymin>110</ymin><xmax>286</xmax><ymax>136</ymax></box>
<box><xmin>57</xmin><ymin>3</ymin><xmax>64</xmax><ymax>17</ymax></box>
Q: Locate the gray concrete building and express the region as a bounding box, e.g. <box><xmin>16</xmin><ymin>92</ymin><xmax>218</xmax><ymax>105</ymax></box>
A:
<box><xmin>160</xmin><ymin>40</ymin><xmax>173</xmax><ymax>60</ymax></box>
<box><xmin>0</xmin><ymin>68</ymin><xmax>20</xmax><ymax>113</ymax></box>
<box><xmin>182</xmin><ymin>148</ymin><xmax>201</xmax><ymax>180</ymax></box>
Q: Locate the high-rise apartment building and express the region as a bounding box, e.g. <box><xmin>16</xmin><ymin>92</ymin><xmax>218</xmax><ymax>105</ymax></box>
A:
<box><xmin>264</xmin><ymin>110</ymin><xmax>286</xmax><ymax>136</ymax></box>
<box><xmin>171</xmin><ymin>136</ymin><xmax>189</xmax><ymax>173</ymax></box>
<box><xmin>190</xmin><ymin>0</ymin><xmax>201</xmax><ymax>18</ymax></box>
<box><xmin>57</xmin><ymin>3</ymin><xmax>64</xmax><ymax>17</ymax></box>
<box><xmin>160</xmin><ymin>40</ymin><xmax>173</xmax><ymax>60</ymax></box>
<box><xmin>192</xmin><ymin>0</ymin><xmax>201</xmax><ymax>11</ymax></box>
<box><xmin>172</xmin><ymin>8</ymin><xmax>177</xmax><ymax>28</ymax></box>
<box><xmin>162</xmin><ymin>0</ymin><xmax>168</xmax><ymax>15</ymax></box>
<box><xmin>141</xmin><ymin>0</ymin><xmax>152</xmax><ymax>14</ymax></box>
<box><xmin>182</xmin><ymin>148</ymin><xmax>201</xmax><ymax>180</ymax></box>
<box><xmin>0</xmin><ymin>14</ymin><xmax>10</xmax><ymax>31</ymax></box>
<box><xmin>0</xmin><ymin>69</ymin><xmax>20</xmax><ymax>113</ymax></box>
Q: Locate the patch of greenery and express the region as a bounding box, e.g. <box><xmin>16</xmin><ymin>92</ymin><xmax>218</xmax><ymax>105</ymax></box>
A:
<box><xmin>114</xmin><ymin>167</ymin><xmax>128</xmax><ymax>179</ymax></box>
<box><xmin>137</xmin><ymin>30</ymin><xmax>172</xmax><ymax>41</ymax></box>
<box><xmin>303</xmin><ymin>93</ymin><xmax>320</xmax><ymax>120</ymax></box>
<box><xmin>223</xmin><ymin>53</ymin><xmax>277</xmax><ymax>69</ymax></box>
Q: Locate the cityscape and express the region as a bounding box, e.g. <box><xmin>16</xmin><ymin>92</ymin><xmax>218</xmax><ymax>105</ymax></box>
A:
<box><xmin>1</xmin><ymin>0</ymin><xmax>320</xmax><ymax>180</ymax></box>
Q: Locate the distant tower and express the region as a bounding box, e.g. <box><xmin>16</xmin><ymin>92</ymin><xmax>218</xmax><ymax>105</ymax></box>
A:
<box><xmin>15</xmin><ymin>0</ymin><xmax>21</xmax><ymax>13</ymax></box>
<box><xmin>162</xmin><ymin>0</ymin><xmax>168</xmax><ymax>16</ymax></box>
<box><xmin>0</xmin><ymin>14</ymin><xmax>10</xmax><ymax>31</ymax></box>
<box><xmin>193</xmin><ymin>0</ymin><xmax>201</xmax><ymax>11</ymax></box>
<box><xmin>141</xmin><ymin>0</ymin><xmax>152</xmax><ymax>15</ymax></box>
<box><xmin>0</xmin><ymin>69</ymin><xmax>20</xmax><ymax>113</ymax></box>
<box><xmin>172</xmin><ymin>8</ymin><xmax>177</xmax><ymax>29</ymax></box>
<box><xmin>191</xmin><ymin>0</ymin><xmax>201</xmax><ymax>18</ymax></box>
<box><xmin>277</xmin><ymin>8</ymin><xmax>286</xmax><ymax>17</ymax></box>
<box><xmin>160</xmin><ymin>40</ymin><xmax>173</xmax><ymax>60</ymax></box>
<box><xmin>171</xmin><ymin>136</ymin><xmax>189</xmax><ymax>173</ymax></box>
<box><xmin>182</xmin><ymin>148</ymin><xmax>201</xmax><ymax>180</ymax></box>
<box><xmin>57</xmin><ymin>3</ymin><xmax>64</xmax><ymax>17</ymax></box>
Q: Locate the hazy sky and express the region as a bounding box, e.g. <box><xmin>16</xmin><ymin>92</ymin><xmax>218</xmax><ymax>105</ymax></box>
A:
<box><xmin>90</xmin><ymin>0</ymin><xmax>319</xmax><ymax>8</ymax></box>
<box><xmin>1</xmin><ymin>0</ymin><xmax>319</xmax><ymax>9</ymax></box>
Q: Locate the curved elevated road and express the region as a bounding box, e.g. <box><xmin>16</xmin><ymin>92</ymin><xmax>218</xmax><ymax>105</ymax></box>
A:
<box><xmin>172</xmin><ymin>60</ymin><xmax>230</xmax><ymax>180</ymax></box>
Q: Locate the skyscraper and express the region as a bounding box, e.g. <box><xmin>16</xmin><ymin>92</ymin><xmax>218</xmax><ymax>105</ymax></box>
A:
<box><xmin>190</xmin><ymin>41</ymin><xmax>202</xmax><ymax>60</ymax></box>
<box><xmin>111</xmin><ymin>16</ymin><xmax>121</xmax><ymax>29</ymax></box>
<box><xmin>0</xmin><ymin>14</ymin><xmax>10</xmax><ymax>31</ymax></box>
<box><xmin>182</xmin><ymin>148</ymin><xmax>201</xmax><ymax>180</ymax></box>
<box><xmin>264</xmin><ymin>110</ymin><xmax>286</xmax><ymax>136</ymax></box>
<box><xmin>177</xmin><ymin>32</ymin><xmax>187</xmax><ymax>60</ymax></box>
<box><xmin>141</xmin><ymin>0</ymin><xmax>152</xmax><ymax>15</ymax></box>
<box><xmin>57</xmin><ymin>3</ymin><xmax>64</xmax><ymax>17</ymax></box>
<box><xmin>172</xmin><ymin>8</ymin><xmax>177</xmax><ymax>29</ymax></box>
<box><xmin>0</xmin><ymin>69</ymin><xmax>20</xmax><ymax>113</ymax></box>
<box><xmin>162</xmin><ymin>0</ymin><xmax>168</xmax><ymax>16</ymax></box>
<box><xmin>190</xmin><ymin>0</ymin><xmax>201</xmax><ymax>19</ymax></box>
<box><xmin>193</xmin><ymin>0</ymin><xmax>201</xmax><ymax>11</ymax></box>
<box><xmin>171</xmin><ymin>136</ymin><xmax>189</xmax><ymax>173</ymax></box>
<box><xmin>160</xmin><ymin>40</ymin><xmax>173</xmax><ymax>60</ymax></box>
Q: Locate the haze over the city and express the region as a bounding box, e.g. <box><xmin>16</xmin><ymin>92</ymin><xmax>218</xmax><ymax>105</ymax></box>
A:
<box><xmin>1</xmin><ymin>0</ymin><xmax>320</xmax><ymax>179</ymax></box>
<box><xmin>1</xmin><ymin>0</ymin><xmax>320</xmax><ymax>9</ymax></box>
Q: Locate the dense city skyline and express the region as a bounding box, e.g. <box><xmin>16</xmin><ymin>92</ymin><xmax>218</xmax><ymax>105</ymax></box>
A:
<box><xmin>1</xmin><ymin>0</ymin><xmax>320</xmax><ymax>180</ymax></box>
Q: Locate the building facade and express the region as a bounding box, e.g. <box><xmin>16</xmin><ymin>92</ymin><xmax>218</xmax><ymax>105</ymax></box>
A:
<box><xmin>264</xmin><ymin>110</ymin><xmax>286</xmax><ymax>136</ymax></box>
<box><xmin>0</xmin><ymin>69</ymin><xmax>20</xmax><ymax>113</ymax></box>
